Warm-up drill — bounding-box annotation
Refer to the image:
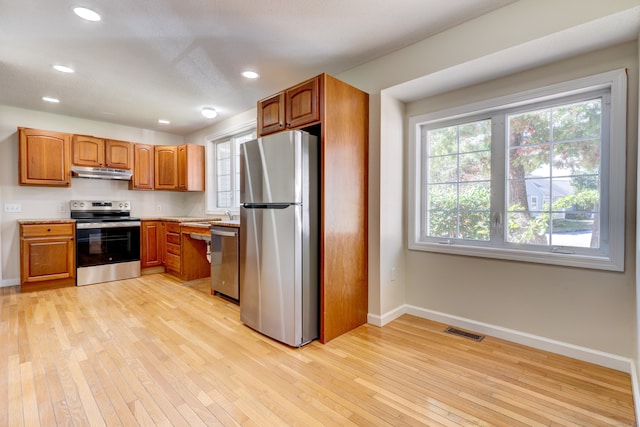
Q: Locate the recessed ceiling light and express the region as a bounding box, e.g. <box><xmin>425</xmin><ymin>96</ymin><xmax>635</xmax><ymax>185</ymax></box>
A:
<box><xmin>52</xmin><ymin>64</ymin><xmax>75</xmax><ymax>73</ymax></box>
<box><xmin>42</xmin><ymin>96</ymin><xmax>60</xmax><ymax>103</ymax></box>
<box><xmin>201</xmin><ymin>107</ymin><xmax>217</xmax><ymax>119</ymax></box>
<box><xmin>73</xmin><ymin>7</ymin><xmax>101</xmax><ymax>22</ymax></box>
<box><xmin>242</xmin><ymin>71</ymin><xmax>259</xmax><ymax>79</ymax></box>
<box><xmin>158</xmin><ymin>119</ymin><xmax>171</xmax><ymax>125</ymax></box>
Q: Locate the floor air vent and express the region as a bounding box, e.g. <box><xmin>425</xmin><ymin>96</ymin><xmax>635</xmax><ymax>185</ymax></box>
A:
<box><xmin>444</xmin><ymin>327</ymin><xmax>484</xmax><ymax>342</ymax></box>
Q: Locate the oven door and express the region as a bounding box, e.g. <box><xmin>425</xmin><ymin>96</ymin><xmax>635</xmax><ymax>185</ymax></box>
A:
<box><xmin>76</xmin><ymin>224</ymin><xmax>141</xmax><ymax>268</ymax></box>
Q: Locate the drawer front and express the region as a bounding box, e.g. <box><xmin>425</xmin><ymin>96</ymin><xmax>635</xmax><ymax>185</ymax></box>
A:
<box><xmin>166</xmin><ymin>242</ymin><xmax>180</xmax><ymax>255</ymax></box>
<box><xmin>166</xmin><ymin>232</ymin><xmax>180</xmax><ymax>245</ymax></box>
<box><xmin>166</xmin><ymin>252</ymin><xmax>180</xmax><ymax>272</ymax></box>
<box><xmin>22</xmin><ymin>223</ymin><xmax>74</xmax><ymax>238</ymax></box>
<box><xmin>165</xmin><ymin>222</ymin><xmax>180</xmax><ymax>233</ymax></box>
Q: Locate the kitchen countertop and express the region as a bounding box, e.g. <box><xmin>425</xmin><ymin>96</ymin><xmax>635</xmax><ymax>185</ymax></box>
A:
<box><xmin>18</xmin><ymin>217</ymin><xmax>240</xmax><ymax>228</ymax></box>
<box><xmin>18</xmin><ymin>219</ymin><xmax>75</xmax><ymax>224</ymax></box>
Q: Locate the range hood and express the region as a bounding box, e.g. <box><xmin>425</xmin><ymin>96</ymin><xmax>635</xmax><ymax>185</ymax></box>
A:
<box><xmin>71</xmin><ymin>165</ymin><xmax>133</xmax><ymax>181</ymax></box>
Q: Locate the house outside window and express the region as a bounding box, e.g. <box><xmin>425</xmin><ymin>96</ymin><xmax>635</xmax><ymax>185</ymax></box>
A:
<box><xmin>206</xmin><ymin>125</ymin><xmax>256</xmax><ymax>214</ymax></box>
<box><xmin>409</xmin><ymin>69</ymin><xmax>626</xmax><ymax>271</ymax></box>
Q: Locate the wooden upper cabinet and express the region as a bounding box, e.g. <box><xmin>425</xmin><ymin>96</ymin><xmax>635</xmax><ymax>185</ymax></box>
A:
<box><xmin>105</xmin><ymin>139</ymin><xmax>132</xmax><ymax>169</ymax></box>
<box><xmin>19</xmin><ymin>127</ymin><xmax>71</xmax><ymax>187</ymax></box>
<box><xmin>257</xmin><ymin>75</ymin><xmax>320</xmax><ymax>136</ymax></box>
<box><xmin>286</xmin><ymin>76</ymin><xmax>320</xmax><ymax>129</ymax></box>
<box><xmin>72</xmin><ymin>135</ymin><xmax>132</xmax><ymax>169</ymax></box>
<box><xmin>257</xmin><ymin>93</ymin><xmax>285</xmax><ymax>136</ymax></box>
<box><xmin>178</xmin><ymin>144</ymin><xmax>205</xmax><ymax>191</ymax></box>
<box><xmin>154</xmin><ymin>144</ymin><xmax>204</xmax><ymax>192</ymax></box>
<box><xmin>131</xmin><ymin>143</ymin><xmax>154</xmax><ymax>190</ymax></box>
<box><xmin>154</xmin><ymin>145</ymin><xmax>178</xmax><ymax>190</ymax></box>
<box><xmin>72</xmin><ymin>135</ymin><xmax>105</xmax><ymax>167</ymax></box>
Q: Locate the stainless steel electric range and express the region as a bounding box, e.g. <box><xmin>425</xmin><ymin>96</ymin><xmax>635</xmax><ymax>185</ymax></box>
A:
<box><xmin>70</xmin><ymin>200</ymin><xmax>141</xmax><ymax>286</ymax></box>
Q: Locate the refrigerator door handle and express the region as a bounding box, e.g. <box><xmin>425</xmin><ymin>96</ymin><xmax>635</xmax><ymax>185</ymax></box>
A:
<box><xmin>242</xmin><ymin>203</ymin><xmax>291</xmax><ymax>209</ymax></box>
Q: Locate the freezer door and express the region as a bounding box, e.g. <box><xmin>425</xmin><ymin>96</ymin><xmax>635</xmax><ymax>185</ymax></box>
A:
<box><xmin>240</xmin><ymin>131</ymin><xmax>303</xmax><ymax>204</ymax></box>
<box><xmin>240</xmin><ymin>204</ymin><xmax>310</xmax><ymax>347</ymax></box>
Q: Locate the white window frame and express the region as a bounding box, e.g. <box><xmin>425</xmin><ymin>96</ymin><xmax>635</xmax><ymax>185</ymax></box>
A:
<box><xmin>205</xmin><ymin>122</ymin><xmax>256</xmax><ymax>215</ymax></box>
<box><xmin>408</xmin><ymin>69</ymin><xmax>627</xmax><ymax>271</ymax></box>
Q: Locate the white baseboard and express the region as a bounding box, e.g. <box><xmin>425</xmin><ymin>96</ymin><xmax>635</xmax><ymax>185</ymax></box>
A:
<box><xmin>370</xmin><ymin>304</ymin><xmax>635</xmax><ymax>374</ymax></box>
<box><xmin>1</xmin><ymin>278</ymin><xmax>19</xmax><ymax>288</ymax></box>
<box><xmin>631</xmin><ymin>361</ymin><xmax>640</xmax><ymax>425</ymax></box>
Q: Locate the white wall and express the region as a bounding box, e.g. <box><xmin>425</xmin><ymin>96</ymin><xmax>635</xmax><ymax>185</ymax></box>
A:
<box><xmin>0</xmin><ymin>105</ymin><xmax>213</xmax><ymax>286</ymax></box>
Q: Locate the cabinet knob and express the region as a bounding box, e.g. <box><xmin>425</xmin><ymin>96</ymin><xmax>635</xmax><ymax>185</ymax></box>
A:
<box><xmin>47</xmin><ymin>228</ymin><xmax>51</xmax><ymax>232</ymax></box>
<box><xmin>279</xmin><ymin>123</ymin><xmax>284</xmax><ymax>128</ymax></box>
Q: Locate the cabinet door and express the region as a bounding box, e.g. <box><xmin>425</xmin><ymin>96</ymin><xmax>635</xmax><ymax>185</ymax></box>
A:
<box><xmin>257</xmin><ymin>92</ymin><xmax>285</xmax><ymax>136</ymax></box>
<box><xmin>286</xmin><ymin>76</ymin><xmax>320</xmax><ymax>129</ymax></box>
<box><xmin>154</xmin><ymin>145</ymin><xmax>178</xmax><ymax>190</ymax></box>
<box><xmin>105</xmin><ymin>139</ymin><xmax>132</xmax><ymax>169</ymax></box>
<box><xmin>19</xmin><ymin>128</ymin><xmax>71</xmax><ymax>187</ymax></box>
<box><xmin>141</xmin><ymin>221</ymin><xmax>162</xmax><ymax>268</ymax></box>
<box><xmin>177</xmin><ymin>145</ymin><xmax>187</xmax><ymax>190</ymax></box>
<box><xmin>178</xmin><ymin>144</ymin><xmax>205</xmax><ymax>191</ymax></box>
<box><xmin>132</xmin><ymin>143</ymin><xmax>154</xmax><ymax>190</ymax></box>
<box><xmin>21</xmin><ymin>237</ymin><xmax>75</xmax><ymax>283</ymax></box>
<box><xmin>72</xmin><ymin>135</ymin><xmax>105</xmax><ymax>167</ymax></box>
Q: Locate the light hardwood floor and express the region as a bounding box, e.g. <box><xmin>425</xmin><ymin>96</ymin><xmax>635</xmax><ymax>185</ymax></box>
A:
<box><xmin>1</xmin><ymin>274</ymin><xmax>635</xmax><ymax>426</ymax></box>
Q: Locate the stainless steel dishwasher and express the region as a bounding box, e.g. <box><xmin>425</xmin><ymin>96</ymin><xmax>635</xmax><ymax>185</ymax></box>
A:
<box><xmin>210</xmin><ymin>226</ymin><xmax>239</xmax><ymax>302</ymax></box>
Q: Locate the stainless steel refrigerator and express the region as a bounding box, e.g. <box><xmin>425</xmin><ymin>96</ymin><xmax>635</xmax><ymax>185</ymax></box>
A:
<box><xmin>239</xmin><ymin>130</ymin><xmax>318</xmax><ymax>347</ymax></box>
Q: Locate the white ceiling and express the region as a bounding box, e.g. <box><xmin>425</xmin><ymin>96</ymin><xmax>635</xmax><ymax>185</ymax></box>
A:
<box><xmin>0</xmin><ymin>0</ymin><xmax>517</xmax><ymax>135</ymax></box>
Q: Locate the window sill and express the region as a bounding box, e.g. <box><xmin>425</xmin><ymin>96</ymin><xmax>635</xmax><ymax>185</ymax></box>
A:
<box><xmin>408</xmin><ymin>241</ymin><xmax>623</xmax><ymax>272</ymax></box>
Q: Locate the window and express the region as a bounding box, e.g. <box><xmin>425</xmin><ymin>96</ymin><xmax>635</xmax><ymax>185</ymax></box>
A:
<box><xmin>409</xmin><ymin>70</ymin><xmax>626</xmax><ymax>271</ymax></box>
<box><xmin>206</xmin><ymin>125</ymin><xmax>256</xmax><ymax>213</ymax></box>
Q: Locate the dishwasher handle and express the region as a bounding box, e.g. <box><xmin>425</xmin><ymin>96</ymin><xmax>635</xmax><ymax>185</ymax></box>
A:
<box><xmin>211</xmin><ymin>227</ymin><xmax>238</xmax><ymax>237</ymax></box>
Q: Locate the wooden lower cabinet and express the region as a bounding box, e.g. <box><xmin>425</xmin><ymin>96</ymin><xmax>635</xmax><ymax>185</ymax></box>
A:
<box><xmin>20</xmin><ymin>222</ymin><xmax>76</xmax><ymax>290</ymax></box>
<box><xmin>141</xmin><ymin>220</ymin><xmax>162</xmax><ymax>268</ymax></box>
<box><xmin>164</xmin><ymin>222</ymin><xmax>181</xmax><ymax>273</ymax></box>
<box><xmin>161</xmin><ymin>222</ymin><xmax>211</xmax><ymax>281</ymax></box>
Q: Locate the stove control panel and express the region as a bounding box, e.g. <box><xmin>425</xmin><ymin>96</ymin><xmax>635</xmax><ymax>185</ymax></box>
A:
<box><xmin>70</xmin><ymin>200</ymin><xmax>131</xmax><ymax>212</ymax></box>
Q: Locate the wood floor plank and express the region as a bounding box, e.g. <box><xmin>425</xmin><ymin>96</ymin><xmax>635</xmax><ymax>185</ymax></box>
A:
<box><xmin>1</xmin><ymin>274</ymin><xmax>636</xmax><ymax>426</ymax></box>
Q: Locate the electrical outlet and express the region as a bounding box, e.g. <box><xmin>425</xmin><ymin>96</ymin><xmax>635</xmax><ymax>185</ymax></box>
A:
<box><xmin>4</xmin><ymin>203</ymin><xmax>22</xmax><ymax>213</ymax></box>
<box><xmin>156</xmin><ymin>204</ymin><xmax>162</xmax><ymax>212</ymax></box>
<box><xmin>59</xmin><ymin>204</ymin><xmax>66</xmax><ymax>213</ymax></box>
<box><xmin>391</xmin><ymin>267</ymin><xmax>397</xmax><ymax>281</ymax></box>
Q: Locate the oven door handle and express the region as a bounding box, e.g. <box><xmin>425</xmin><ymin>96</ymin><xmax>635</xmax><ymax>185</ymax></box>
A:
<box><xmin>76</xmin><ymin>221</ymin><xmax>141</xmax><ymax>229</ymax></box>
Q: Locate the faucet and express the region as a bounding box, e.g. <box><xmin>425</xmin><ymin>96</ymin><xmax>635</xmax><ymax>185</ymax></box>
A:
<box><xmin>224</xmin><ymin>209</ymin><xmax>233</xmax><ymax>220</ymax></box>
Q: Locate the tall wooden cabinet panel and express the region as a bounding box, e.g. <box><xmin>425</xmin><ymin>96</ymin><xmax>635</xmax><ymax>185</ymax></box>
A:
<box><xmin>131</xmin><ymin>143</ymin><xmax>155</xmax><ymax>190</ymax></box>
<box><xmin>154</xmin><ymin>145</ymin><xmax>178</xmax><ymax>190</ymax></box>
<box><xmin>257</xmin><ymin>74</ymin><xmax>368</xmax><ymax>343</ymax></box>
<box><xmin>320</xmin><ymin>74</ymin><xmax>368</xmax><ymax>343</ymax></box>
<box><xmin>18</xmin><ymin>127</ymin><xmax>71</xmax><ymax>187</ymax></box>
<box><xmin>257</xmin><ymin>75</ymin><xmax>320</xmax><ymax>136</ymax></box>
<box><xmin>178</xmin><ymin>144</ymin><xmax>205</xmax><ymax>191</ymax></box>
<box><xmin>20</xmin><ymin>222</ymin><xmax>76</xmax><ymax>290</ymax></box>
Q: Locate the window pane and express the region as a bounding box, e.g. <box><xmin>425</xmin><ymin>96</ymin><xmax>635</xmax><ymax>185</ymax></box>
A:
<box><xmin>507</xmin><ymin>99</ymin><xmax>602</xmax><ymax>249</ymax></box>
<box><xmin>428</xmin><ymin>155</ymin><xmax>457</xmax><ymax>183</ymax></box>
<box><xmin>424</xmin><ymin>119</ymin><xmax>491</xmax><ymax>241</ymax></box>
